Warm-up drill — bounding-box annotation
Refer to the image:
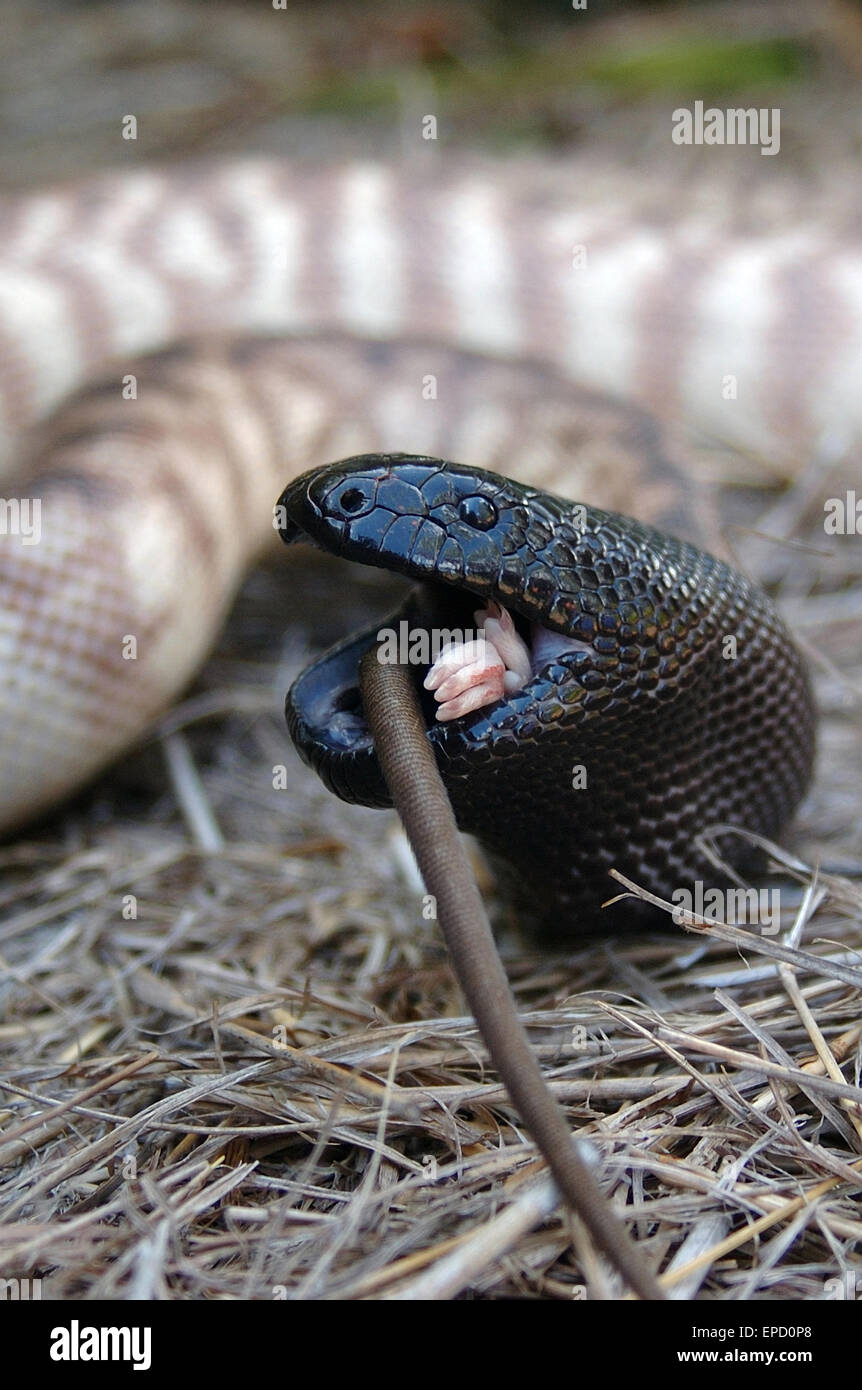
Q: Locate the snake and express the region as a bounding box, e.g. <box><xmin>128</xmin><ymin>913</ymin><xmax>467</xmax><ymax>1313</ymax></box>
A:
<box><xmin>273</xmin><ymin>444</ymin><xmax>814</xmax><ymax>1297</ymax></box>
<box><xmin>0</xmin><ymin>154</ymin><xmax>853</xmax><ymax>841</ymax></box>
<box><xmin>279</xmin><ymin>452</ymin><xmax>815</xmax><ymax>932</ymax></box>
<box><xmin>1</xmin><ymin>151</ymin><xmax>849</xmax><ymax>1298</ymax></box>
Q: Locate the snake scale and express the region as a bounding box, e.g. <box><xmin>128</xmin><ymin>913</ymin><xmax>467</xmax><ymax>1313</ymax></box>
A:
<box><xmin>0</xmin><ymin>154</ymin><xmax>853</xmax><ymax>886</ymax></box>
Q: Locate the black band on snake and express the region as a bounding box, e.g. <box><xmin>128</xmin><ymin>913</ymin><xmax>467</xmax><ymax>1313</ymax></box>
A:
<box><xmin>278</xmin><ymin>452</ymin><xmax>816</xmax><ymax>934</ymax></box>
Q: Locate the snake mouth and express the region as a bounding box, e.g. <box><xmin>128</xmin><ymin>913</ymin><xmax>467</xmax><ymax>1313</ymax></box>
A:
<box><xmin>283</xmin><ymin>579</ymin><xmax>540</xmax><ymax>805</ymax></box>
<box><xmin>276</xmin><ymin>455</ymin><xmax>595</xmax><ymax>806</ymax></box>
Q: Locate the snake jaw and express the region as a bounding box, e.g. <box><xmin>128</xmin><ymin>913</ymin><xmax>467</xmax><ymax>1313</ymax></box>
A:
<box><xmin>282</xmin><ymin>572</ymin><xmax>597</xmax><ymax>812</ymax></box>
<box><xmin>283</xmin><ymin>585</ymin><xmax>531</xmax><ymax>806</ymax></box>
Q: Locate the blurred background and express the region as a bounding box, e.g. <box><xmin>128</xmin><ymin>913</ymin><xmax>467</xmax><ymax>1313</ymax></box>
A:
<box><xmin>2</xmin><ymin>0</ymin><xmax>861</xmax><ymax>186</ymax></box>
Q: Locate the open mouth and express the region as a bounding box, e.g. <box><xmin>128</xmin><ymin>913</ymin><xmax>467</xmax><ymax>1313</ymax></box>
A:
<box><xmin>281</xmin><ymin>559</ymin><xmax>594</xmax><ymax>817</ymax></box>
<box><xmin>275</xmin><ymin>454</ymin><xmax>595</xmax><ymax>804</ymax></box>
<box><xmin>285</xmin><ymin>581</ymin><xmax>536</xmax><ymax>753</ymax></box>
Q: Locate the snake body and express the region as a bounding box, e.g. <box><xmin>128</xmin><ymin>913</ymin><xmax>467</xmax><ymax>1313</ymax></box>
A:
<box><xmin>280</xmin><ymin>454</ymin><xmax>815</xmax><ymax>930</ymax></box>
<box><xmin>0</xmin><ymin>156</ymin><xmax>853</xmax><ymax>838</ymax></box>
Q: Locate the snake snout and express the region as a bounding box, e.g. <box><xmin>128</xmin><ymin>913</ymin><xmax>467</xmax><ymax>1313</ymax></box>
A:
<box><xmin>276</xmin><ymin>454</ymin><xmax>444</xmax><ymax>560</ymax></box>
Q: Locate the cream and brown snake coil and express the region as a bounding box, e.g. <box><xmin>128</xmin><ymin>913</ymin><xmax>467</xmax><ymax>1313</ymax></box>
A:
<box><xmin>0</xmin><ymin>156</ymin><xmax>859</xmax><ymax>833</ymax></box>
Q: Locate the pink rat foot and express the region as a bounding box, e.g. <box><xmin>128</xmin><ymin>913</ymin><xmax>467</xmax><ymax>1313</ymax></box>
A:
<box><xmin>423</xmin><ymin>601</ymin><xmax>532</xmax><ymax>721</ymax></box>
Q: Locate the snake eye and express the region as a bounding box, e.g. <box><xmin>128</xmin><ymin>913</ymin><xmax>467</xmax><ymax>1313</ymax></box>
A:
<box><xmin>339</xmin><ymin>488</ymin><xmax>367</xmax><ymax>514</ymax></box>
<box><xmin>458</xmin><ymin>495</ymin><xmax>498</xmax><ymax>530</ymax></box>
<box><xmin>329</xmin><ymin>480</ymin><xmax>375</xmax><ymax>517</ymax></box>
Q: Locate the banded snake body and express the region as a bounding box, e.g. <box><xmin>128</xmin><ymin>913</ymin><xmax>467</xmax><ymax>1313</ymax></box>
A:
<box><xmin>0</xmin><ymin>156</ymin><xmax>847</xmax><ymax>896</ymax></box>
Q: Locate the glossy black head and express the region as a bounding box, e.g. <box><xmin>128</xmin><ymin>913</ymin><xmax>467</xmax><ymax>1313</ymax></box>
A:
<box><xmin>277</xmin><ymin>452</ymin><xmax>601</xmax><ymax>627</ymax></box>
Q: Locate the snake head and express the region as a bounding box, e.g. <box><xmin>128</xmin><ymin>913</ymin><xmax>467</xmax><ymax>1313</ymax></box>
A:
<box><xmin>276</xmin><ymin>454</ymin><xmax>815</xmax><ymax>930</ymax></box>
<box><xmin>276</xmin><ymin>452</ymin><xmax>618</xmax><ymax>795</ymax></box>
<box><xmin>276</xmin><ymin>452</ymin><xmax>587</xmax><ymax>619</ymax></box>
